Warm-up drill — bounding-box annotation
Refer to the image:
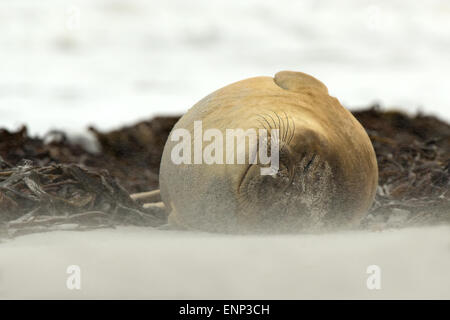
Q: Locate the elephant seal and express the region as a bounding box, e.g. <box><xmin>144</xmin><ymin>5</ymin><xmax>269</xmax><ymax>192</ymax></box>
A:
<box><xmin>158</xmin><ymin>71</ymin><xmax>378</xmax><ymax>233</ymax></box>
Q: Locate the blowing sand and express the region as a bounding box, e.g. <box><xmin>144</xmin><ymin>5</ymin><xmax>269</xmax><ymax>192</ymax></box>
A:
<box><xmin>0</xmin><ymin>226</ymin><xmax>449</xmax><ymax>299</ymax></box>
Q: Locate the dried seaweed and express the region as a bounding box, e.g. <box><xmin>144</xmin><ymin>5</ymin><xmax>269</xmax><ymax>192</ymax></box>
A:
<box><xmin>0</xmin><ymin>162</ymin><xmax>167</xmax><ymax>238</ymax></box>
<box><xmin>354</xmin><ymin>106</ymin><xmax>449</xmax><ymax>228</ymax></box>
<box><xmin>0</xmin><ymin>116</ymin><xmax>179</xmax><ymax>194</ymax></box>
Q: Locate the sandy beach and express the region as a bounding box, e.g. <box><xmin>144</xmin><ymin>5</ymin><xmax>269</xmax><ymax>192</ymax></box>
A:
<box><xmin>1</xmin><ymin>225</ymin><xmax>449</xmax><ymax>299</ymax></box>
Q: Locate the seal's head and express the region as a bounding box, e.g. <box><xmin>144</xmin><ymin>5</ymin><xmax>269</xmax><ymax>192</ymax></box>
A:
<box><xmin>159</xmin><ymin>71</ymin><xmax>378</xmax><ymax>233</ymax></box>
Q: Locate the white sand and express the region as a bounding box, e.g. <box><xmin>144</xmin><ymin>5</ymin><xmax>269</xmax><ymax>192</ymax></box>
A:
<box><xmin>0</xmin><ymin>226</ymin><xmax>449</xmax><ymax>299</ymax></box>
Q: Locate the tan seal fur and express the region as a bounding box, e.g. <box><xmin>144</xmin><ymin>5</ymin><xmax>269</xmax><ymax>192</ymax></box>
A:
<box><xmin>159</xmin><ymin>71</ymin><xmax>378</xmax><ymax>233</ymax></box>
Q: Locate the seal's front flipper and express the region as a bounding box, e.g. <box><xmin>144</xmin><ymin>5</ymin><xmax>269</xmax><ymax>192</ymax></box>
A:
<box><xmin>131</xmin><ymin>189</ymin><xmax>169</xmax><ymax>222</ymax></box>
<box><xmin>143</xmin><ymin>201</ymin><xmax>165</xmax><ymax>209</ymax></box>
<box><xmin>141</xmin><ymin>201</ymin><xmax>169</xmax><ymax>227</ymax></box>
<box><xmin>142</xmin><ymin>201</ymin><xmax>168</xmax><ymax>216</ymax></box>
<box><xmin>130</xmin><ymin>189</ymin><xmax>161</xmax><ymax>203</ymax></box>
<box><xmin>274</xmin><ymin>71</ymin><xmax>328</xmax><ymax>94</ymax></box>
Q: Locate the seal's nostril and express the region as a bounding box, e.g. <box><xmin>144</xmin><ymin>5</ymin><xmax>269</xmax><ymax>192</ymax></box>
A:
<box><xmin>304</xmin><ymin>154</ymin><xmax>317</xmax><ymax>174</ymax></box>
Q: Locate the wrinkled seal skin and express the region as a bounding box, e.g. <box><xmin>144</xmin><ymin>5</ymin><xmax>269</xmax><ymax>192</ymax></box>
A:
<box><xmin>160</xmin><ymin>71</ymin><xmax>378</xmax><ymax>233</ymax></box>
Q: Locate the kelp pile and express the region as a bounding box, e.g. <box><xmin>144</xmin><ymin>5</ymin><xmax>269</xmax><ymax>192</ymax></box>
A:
<box><xmin>0</xmin><ymin>118</ymin><xmax>176</xmax><ymax>238</ymax></box>
<box><xmin>354</xmin><ymin>107</ymin><xmax>449</xmax><ymax>228</ymax></box>
<box><xmin>0</xmin><ymin>162</ymin><xmax>166</xmax><ymax>237</ymax></box>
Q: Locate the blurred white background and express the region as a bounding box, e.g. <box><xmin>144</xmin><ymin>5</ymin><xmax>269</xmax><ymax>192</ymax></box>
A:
<box><xmin>1</xmin><ymin>0</ymin><xmax>449</xmax><ymax>136</ymax></box>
